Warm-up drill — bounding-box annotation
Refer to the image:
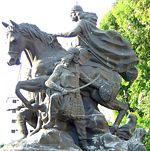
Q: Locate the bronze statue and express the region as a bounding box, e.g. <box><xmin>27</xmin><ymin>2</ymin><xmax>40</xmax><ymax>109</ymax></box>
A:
<box><xmin>2</xmin><ymin>5</ymin><xmax>146</xmax><ymax>151</ymax></box>
<box><xmin>2</xmin><ymin>20</ymin><xmax>109</xmax><ymax>141</ymax></box>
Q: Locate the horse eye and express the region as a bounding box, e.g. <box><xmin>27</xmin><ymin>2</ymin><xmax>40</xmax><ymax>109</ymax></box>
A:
<box><xmin>11</xmin><ymin>39</ymin><xmax>17</xmax><ymax>44</ymax></box>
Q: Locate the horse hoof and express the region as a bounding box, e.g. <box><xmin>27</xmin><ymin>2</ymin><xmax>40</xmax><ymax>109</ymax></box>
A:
<box><xmin>109</xmin><ymin>125</ymin><xmax>118</xmax><ymax>134</ymax></box>
<box><xmin>42</xmin><ymin>121</ymin><xmax>55</xmax><ymax>129</ymax></box>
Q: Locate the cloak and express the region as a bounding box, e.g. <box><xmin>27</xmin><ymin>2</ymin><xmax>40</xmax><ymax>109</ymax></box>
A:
<box><xmin>77</xmin><ymin>19</ymin><xmax>138</xmax><ymax>75</ymax></box>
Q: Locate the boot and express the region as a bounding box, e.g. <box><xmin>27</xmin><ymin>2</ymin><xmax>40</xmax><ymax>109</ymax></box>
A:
<box><xmin>42</xmin><ymin>118</ymin><xmax>55</xmax><ymax>129</ymax></box>
<box><xmin>80</xmin><ymin>140</ymin><xmax>91</xmax><ymax>151</ymax></box>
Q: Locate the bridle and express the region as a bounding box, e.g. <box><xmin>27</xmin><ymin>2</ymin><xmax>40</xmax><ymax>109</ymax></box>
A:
<box><xmin>8</xmin><ymin>50</ymin><xmax>20</xmax><ymax>55</ymax></box>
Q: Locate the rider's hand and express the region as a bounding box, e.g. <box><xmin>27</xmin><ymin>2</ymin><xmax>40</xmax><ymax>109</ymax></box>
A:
<box><xmin>52</xmin><ymin>34</ymin><xmax>57</xmax><ymax>38</ymax></box>
<box><xmin>53</xmin><ymin>33</ymin><xmax>63</xmax><ymax>37</ymax></box>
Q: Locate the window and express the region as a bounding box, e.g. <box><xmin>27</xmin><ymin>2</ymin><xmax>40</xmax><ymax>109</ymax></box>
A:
<box><xmin>12</xmin><ymin>99</ymin><xmax>17</xmax><ymax>103</ymax></box>
<box><xmin>12</xmin><ymin>119</ymin><xmax>16</xmax><ymax>123</ymax></box>
<box><xmin>11</xmin><ymin>130</ymin><xmax>16</xmax><ymax>133</ymax></box>
<box><xmin>12</xmin><ymin>110</ymin><xmax>16</xmax><ymax>113</ymax></box>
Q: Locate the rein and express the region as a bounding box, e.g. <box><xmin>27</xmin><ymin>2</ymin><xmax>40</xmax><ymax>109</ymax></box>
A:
<box><xmin>24</xmin><ymin>49</ymin><xmax>33</xmax><ymax>67</ymax></box>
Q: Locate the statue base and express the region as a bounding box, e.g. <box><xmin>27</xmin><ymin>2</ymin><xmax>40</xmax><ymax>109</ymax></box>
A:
<box><xmin>1</xmin><ymin>128</ymin><xmax>147</xmax><ymax>151</ymax></box>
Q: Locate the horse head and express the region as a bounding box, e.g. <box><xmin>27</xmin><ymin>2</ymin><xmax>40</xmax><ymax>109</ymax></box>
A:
<box><xmin>2</xmin><ymin>20</ymin><xmax>26</xmax><ymax>66</ymax></box>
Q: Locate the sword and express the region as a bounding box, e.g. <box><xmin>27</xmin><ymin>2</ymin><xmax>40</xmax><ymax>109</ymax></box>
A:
<box><xmin>68</xmin><ymin>73</ymin><xmax>100</xmax><ymax>93</ymax></box>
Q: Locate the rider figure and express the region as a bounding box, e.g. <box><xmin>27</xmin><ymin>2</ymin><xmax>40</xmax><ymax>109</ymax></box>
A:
<box><xmin>54</xmin><ymin>4</ymin><xmax>138</xmax><ymax>81</ymax></box>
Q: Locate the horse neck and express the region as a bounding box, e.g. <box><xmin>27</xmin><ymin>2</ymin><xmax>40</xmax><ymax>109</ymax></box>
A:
<box><xmin>25</xmin><ymin>38</ymin><xmax>66</xmax><ymax>62</ymax></box>
<box><xmin>25</xmin><ymin>39</ymin><xmax>49</xmax><ymax>61</ymax></box>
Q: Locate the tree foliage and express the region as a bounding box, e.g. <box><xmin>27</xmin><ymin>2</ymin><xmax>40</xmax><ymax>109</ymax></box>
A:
<box><xmin>99</xmin><ymin>0</ymin><xmax>150</xmax><ymax>149</ymax></box>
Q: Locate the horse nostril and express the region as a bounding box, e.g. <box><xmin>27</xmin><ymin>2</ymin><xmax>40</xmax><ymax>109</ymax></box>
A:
<box><xmin>7</xmin><ymin>62</ymin><xmax>11</xmax><ymax>66</ymax></box>
<box><xmin>7</xmin><ymin>58</ymin><xmax>15</xmax><ymax>66</ymax></box>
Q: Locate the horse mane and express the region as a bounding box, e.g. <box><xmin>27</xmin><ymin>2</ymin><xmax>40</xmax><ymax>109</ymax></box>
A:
<box><xmin>16</xmin><ymin>23</ymin><xmax>62</xmax><ymax>48</ymax></box>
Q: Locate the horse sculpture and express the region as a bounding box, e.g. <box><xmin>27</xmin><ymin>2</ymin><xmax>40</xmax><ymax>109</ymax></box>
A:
<box><xmin>2</xmin><ymin>20</ymin><xmax>131</xmax><ymax>137</ymax></box>
<box><xmin>2</xmin><ymin>20</ymin><xmax>66</xmax><ymax>105</ymax></box>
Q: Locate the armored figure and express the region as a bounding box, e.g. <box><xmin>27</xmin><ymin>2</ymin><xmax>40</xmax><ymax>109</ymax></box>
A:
<box><xmin>43</xmin><ymin>47</ymin><xmax>92</xmax><ymax>150</ymax></box>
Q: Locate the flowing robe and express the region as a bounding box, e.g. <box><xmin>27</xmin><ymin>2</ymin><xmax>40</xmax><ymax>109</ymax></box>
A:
<box><xmin>59</xmin><ymin>15</ymin><xmax>138</xmax><ymax>81</ymax></box>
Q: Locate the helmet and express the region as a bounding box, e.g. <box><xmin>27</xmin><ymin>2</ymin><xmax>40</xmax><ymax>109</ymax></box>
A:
<box><xmin>71</xmin><ymin>5</ymin><xmax>83</xmax><ymax>12</ymax></box>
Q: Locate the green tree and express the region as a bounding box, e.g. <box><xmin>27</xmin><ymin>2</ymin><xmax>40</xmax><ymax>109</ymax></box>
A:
<box><xmin>99</xmin><ymin>0</ymin><xmax>150</xmax><ymax>149</ymax></box>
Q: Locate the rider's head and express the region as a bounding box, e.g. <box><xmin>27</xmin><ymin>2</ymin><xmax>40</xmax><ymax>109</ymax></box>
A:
<box><xmin>71</xmin><ymin>5</ymin><xmax>83</xmax><ymax>12</ymax></box>
<box><xmin>70</xmin><ymin>5</ymin><xmax>83</xmax><ymax>22</ymax></box>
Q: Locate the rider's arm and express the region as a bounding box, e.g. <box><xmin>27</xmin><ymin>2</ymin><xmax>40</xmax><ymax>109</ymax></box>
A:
<box><xmin>55</xmin><ymin>22</ymin><xmax>82</xmax><ymax>38</ymax></box>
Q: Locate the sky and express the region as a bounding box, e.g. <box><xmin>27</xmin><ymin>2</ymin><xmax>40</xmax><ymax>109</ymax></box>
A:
<box><xmin>0</xmin><ymin>0</ymin><xmax>116</xmax><ymax>143</ymax></box>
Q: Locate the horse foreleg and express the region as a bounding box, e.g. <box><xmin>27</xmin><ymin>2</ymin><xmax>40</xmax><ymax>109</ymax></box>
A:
<box><xmin>16</xmin><ymin>77</ymin><xmax>47</xmax><ymax>92</ymax></box>
<box><xmin>15</xmin><ymin>77</ymin><xmax>47</xmax><ymax>111</ymax></box>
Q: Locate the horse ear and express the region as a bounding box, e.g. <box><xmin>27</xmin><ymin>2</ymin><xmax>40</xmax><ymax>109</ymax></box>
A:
<box><xmin>2</xmin><ymin>22</ymin><xmax>9</xmax><ymax>28</ymax></box>
<box><xmin>10</xmin><ymin>20</ymin><xmax>18</xmax><ymax>27</ymax></box>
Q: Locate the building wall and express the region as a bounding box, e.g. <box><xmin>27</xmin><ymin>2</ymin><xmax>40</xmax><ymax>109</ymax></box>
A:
<box><xmin>3</xmin><ymin>97</ymin><xmax>34</xmax><ymax>143</ymax></box>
